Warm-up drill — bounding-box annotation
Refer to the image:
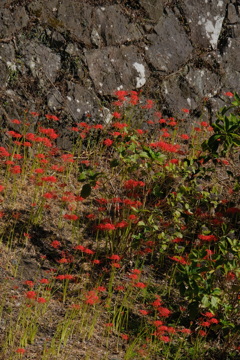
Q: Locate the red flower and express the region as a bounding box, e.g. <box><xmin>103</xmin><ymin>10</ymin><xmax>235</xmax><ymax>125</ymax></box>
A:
<box><xmin>108</xmin><ymin>254</ymin><xmax>121</xmax><ymax>261</ymax></box>
<box><xmin>224</xmin><ymin>91</ymin><xmax>234</xmax><ymax>97</ymax></box>
<box><xmin>39</xmin><ymin>278</ymin><xmax>49</xmax><ymax>284</ymax></box>
<box><xmin>37</xmin><ymin>297</ymin><xmax>47</xmax><ymax>303</ymax></box>
<box><xmin>112</xmin><ymin>112</ymin><xmax>122</xmax><ymax>119</ymax></box>
<box><xmin>63</xmin><ymin>214</ymin><xmax>79</xmax><ymax>221</ymax></box>
<box><xmin>103</xmin><ymin>139</ymin><xmax>113</xmax><ymax>146</ymax></box>
<box><xmin>24</xmin><ymin>280</ymin><xmax>34</xmax><ymax>287</ymax></box>
<box><xmin>50</xmin><ymin>240</ymin><xmax>61</xmax><ymax>249</ymax></box>
<box><xmin>121</xmin><ymin>333</ymin><xmax>129</xmax><ymax>340</ymax></box>
<box><xmin>133</xmin><ymin>282</ymin><xmax>147</xmax><ymax>289</ymax></box>
<box><xmin>157</xmin><ymin>306</ymin><xmax>171</xmax><ymax>317</ymax></box>
<box><xmin>181</xmin><ymin>108</ymin><xmax>190</xmax><ymax>113</ymax></box>
<box><xmin>16</xmin><ymin>348</ymin><xmax>26</xmax><ymax>354</ymax></box>
<box><xmin>45</xmin><ymin>114</ymin><xmax>59</xmax><ymax>121</ymax></box>
<box><xmin>139</xmin><ymin>309</ymin><xmax>149</xmax><ymax>315</ymax></box>
<box><xmin>25</xmin><ymin>291</ymin><xmax>37</xmax><ymax>299</ymax></box>
<box><xmin>198</xmin><ymin>234</ymin><xmax>218</xmax><ymax>242</ymax></box>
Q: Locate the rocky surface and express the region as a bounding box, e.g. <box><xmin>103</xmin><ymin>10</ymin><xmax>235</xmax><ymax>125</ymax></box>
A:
<box><xmin>1</xmin><ymin>0</ymin><xmax>240</xmax><ymax>145</ymax></box>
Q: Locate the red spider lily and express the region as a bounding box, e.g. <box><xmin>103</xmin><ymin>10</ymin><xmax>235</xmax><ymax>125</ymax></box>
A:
<box><xmin>112</xmin><ymin>122</ymin><xmax>128</xmax><ymax>129</ymax></box>
<box><xmin>198</xmin><ymin>330</ymin><xmax>207</xmax><ymax>336</ymax></box>
<box><xmin>0</xmin><ymin>147</ymin><xmax>10</xmax><ymax>157</ymax></box>
<box><xmin>45</xmin><ymin>114</ymin><xmax>59</xmax><ymax>121</ymax></box>
<box><xmin>39</xmin><ymin>127</ymin><xmax>58</xmax><ymax>139</ymax></box>
<box><xmin>149</xmin><ymin>141</ymin><xmax>180</xmax><ymax>153</ymax></box>
<box><xmin>13</xmin><ymin>154</ymin><xmax>23</xmax><ymax>159</ymax></box>
<box><xmin>7</xmin><ymin>130</ymin><xmax>22</xmax><ymax>138</ymax></box>
<box><xmin>114</xmin><ymin>285</ymin><xmax>125</xmax><ymax>291</ymax></box>
<box><xmin>201</xmin><ymin>311</ymin><xmax>215</xmax><ymax>318</ymax></box>
<box><xmin>108</xmin><ymin>254</ymin><xmax>121</xmax><ymax>261</ymax></box>
<box><xmin>124</xmin><ymin>179</ymin><xmax>145</xmax><ymax>189</ymax></box>
<box><xmin>97</xmin><ymin>223</ymin><xmax>116</xmax><ymax>231</ymax></box>
<box><xmin>133</xmin><ymin>282</ymin><xmax>147</xmax><ymax>289</ymax></box>
<box><xmin>114</xmin><ymin>90</ymin><xmax>128</xmax><ymax>101</ymax></box>
<box><xmin>25</xmin><ymin>291</ymin><xmax>37</xmax><ymax>299</ymax></box>
<box><xmin>10</xmin><ymin>165</ymin><xmax>21</xmax><ymax>174</ymax></box>
<box><xmin>16</xmin><ymin>348</ymin><xmax>26</xmax><ymax>354</ymax></box>
<box><xmin>85</xmin><ymin>290</ymin><xmax>100</xmax><ymax>305</ymax></box>
<box><xmin>103</xmin><ymin>139</ymin><xmax>113</xmax><ymax>146</ymax></box>
<box><xmin>141</xmin><ymin>99</ymin><xmax>154</xmax><ymax>109</ymax></box>
<box><xmin>112</xmin><ymin>112</ymin><xmax>122</xmax><ymax>119</ymax></box>
<box><xmin>43</xmin><ymin>192</ymin><xmax>57</xmax><ymax>199</ymax></box>
<box><xmin>50</xmin><ymin>240</ymin><xmax>61</xmax><ymax>249</ymax></box>
<box><xmin>224</xmin><ymin>91</ymin><xmax>234</xmax><ymax>97</ymax></box>
<box><xmin>96</xmin><ymin>286</ymin><xmax>106</xmax><ymax>292</ymax></box>
<box><xmin>181</xmin><ymin>133</ymin><xmax>190</xmax><ymax>140</ymax></box>
<box><xmin>93</xmin><ymin>124</ymin><xmax>104</xmax><ymax>129</ymax></box>
<box><xmin>153</xmin><ymin>320</ymin><xmax>163</xmax><ymax>327</ymax></box>
<box><xmin>37</xmin><ymin>297</ymin><xmax>47</xmax><ymax>303</ymax></box>
<box><xmin>0</xmin><ymin>185</ymin><xmax>4</xmax><ymax>192</ymax></box>
<box><xmin>24</xmin><ymin>280</ymin><xmax>34</xmax><ymax>287</ymax></box>
<box><xmin>34</xmin><ymin>168</ymin><xmax>45</xmax><ymax>174</ymax></box>
<box><xmin>169</xmin><ymin>256</ymin><xmax>189</xmax><ymax>265</ymax></box>
<box><xmin>121</xmin><ymin>333</ymin><xmax>129</xmax><ymax>340</ymax></box>
<box><xmin>112</xmin><ymin>262</ymin><xmax>121</xmax><ymax>268</ymax></box>
<box><xmin>92</xmin><ymin>259</ymin><xmax>101</xmax><ymax>264</ymax></box>
<box><xmin>209</xmin><ymin>318</ymin><xmax>219</xmax><ymax>324</ymax></box>
<box><xmin>41</xmin><ymin>176</ymin><xmax>57</xmax><ymax>183</ymax></box>
<box><xmin>63</xmin><ymin>214</ymin><xmax>79</xmax><ymax>221</ymax></box>
<box><xmin>61</xmin><ymin>154</ymin><xmax>74</xmax><ymax>163</ymax></box>
<box><xmin>139</xmin><ymin>309</ymin><xmax>149</xmax><ymax>315</ymax></box>
<box><xmin>198</xmin><ymin>234</ymin><xmax>218</xmax><ymax>242</ymax></box>
<box><xmin>181</xmin><ymin>108</ymin><xmax>190</xmax><ymax>113</ymax></box>
<box><xmin>157</xmin><ymin>306</ymin><xmax>171</xmax><ymax>317</ymax></box>
<box><xmin>39</xmin><ymin>278</ymin><xmax>49</xmax><ymax>284</ymax></box>
<box><xmin>198</xmin><ymin>320</ymin><xmax>211</xmax><ymax>327</ymax></box>
<box><xmin>105</xmin><ymin>322</ymin><xmax>113</xmax><ymax>327</ymax></box>
<box><xmin>159</xmin><ymin>335</ymin><xmax>171</xmax><ymax>342</ymax></box>
<box><xmin>115</xmin><ymin>221</ymin><xmax>128</xmax><ymax>228</ymax></box>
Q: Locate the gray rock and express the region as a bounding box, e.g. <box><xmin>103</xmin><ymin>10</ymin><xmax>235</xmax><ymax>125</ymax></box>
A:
<box><xmin>0</xmin><ymin>43</ymin><xmax>15</xmax><ymax>88</ymax></box>
<box><xmin>162</xmin><ymin>79</ymin><xmax>197</xmax><ymax>118</ymax></box>
<box><xmin>57</xmin><ymin>2</ymin><xmax>93</xmax><ymax>46</ymax></box>
<box><xmin>185</xmin><ymin>67</ymin><xmax>221</xmax><ymax>98</ymax></box>
<box><xmin>140</xmin><ymin>0</ymin><xmax>165</xmax><ymax>22</ymax></box>
<box><xmin>94</xmin><ymin>5</ymin><xmax>142</xmax><ymax>46</ymax></box>
<box><xmin>0</xmin><ymin>7</ymin><xmax>29</xmax><ymax>38</ymax></box>
<box><xmin>146</xmin><ymin>10</ymin><xmax>193</xmax><ymax>73</ymax></box>
<box><xmin>180</xmin><ymin>0</ymin><xmax>228</xmax><ymax>50</ymax></box>
<box><xmin>85</xmin><ymin>45</ymin><xmax>149</xmax><ymax>95</ymax></box>
<box><xmin>227</xmin><ymin>4</ymin><xmax>239</xmax><ymax>24</ymax></box>
<box><xmin>64</xmin><ymin>83</ymin><xmax>101</xmax><ymax>121</ymax></box>
<box><xmin>19</xmin><ymin>41</ymin><xmax>61</xmax><ymax>83</ymax></box>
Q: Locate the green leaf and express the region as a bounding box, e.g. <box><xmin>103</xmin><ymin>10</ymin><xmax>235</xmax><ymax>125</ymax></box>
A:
<box><xmin>80</xmin><ymin>184</ymin><xmax>91</xmax><ymax>198</ymax></box>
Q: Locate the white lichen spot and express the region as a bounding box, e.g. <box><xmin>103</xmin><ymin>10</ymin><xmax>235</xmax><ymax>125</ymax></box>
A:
<box><xmin>6</xmin><ymin>61</ymin><xmax>16</xmax><ymax>71</ymax></box>
<box><xmin>133</xmin><ymin>62</ymin><xmax>146</xmax><ymax>88</ymax></box>
<box><xmin>117</xmin><ymin>85</ymin><xmax>123</xmax><ymax>90</ymax></box>
<box><xmin>67</xmin><ymin>96</ymin><xmax>72</xmax><ymax>101</ymax></box>
<box><xmin>217</xmin><ymin>1</ymin><xmax>223</xmax><ymax>8</ymax></box>
<box><xmin>187</xmin><ymin>98</ymin><xmax>191</xmax><ymax>106</ymax></box>
<box><xmin>76</xmin><ymin>99</ymin><xmax>79</xmax><ymax>103</ymax></box>
<box><xmin>99</xmin><ymin>82</ymin><xmax>103</xmax><ymax>87</ymax></box>
<box><xmin>77</xmin><ymin>108</ymin><xmax>81</xmax><ymax>113</ymax></box>
<box><xmin>204</xmin><ymin>16</ymin><xmax>224</xmax><ymax>48</ymax></box>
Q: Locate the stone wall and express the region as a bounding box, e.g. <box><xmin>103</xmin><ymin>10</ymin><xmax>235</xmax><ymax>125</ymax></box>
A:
<box><xmin>1</xmin><ymin>0</ymin><xmax>240</xmax><ymax>145</ymax></box>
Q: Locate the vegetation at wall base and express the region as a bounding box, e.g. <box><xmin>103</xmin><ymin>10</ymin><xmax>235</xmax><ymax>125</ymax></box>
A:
<box><xmin>0</xmin><ymin>90</ymin><xmax>239</xmax><ymax>360</ymax></box>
